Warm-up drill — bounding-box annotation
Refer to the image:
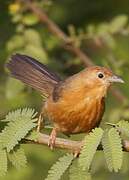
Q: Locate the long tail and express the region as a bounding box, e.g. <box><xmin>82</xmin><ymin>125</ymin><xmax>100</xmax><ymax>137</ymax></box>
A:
<box><xmin>6</xmin><ymin>54</ymin><xmax>61</xmax><ymax>96</ymax></box>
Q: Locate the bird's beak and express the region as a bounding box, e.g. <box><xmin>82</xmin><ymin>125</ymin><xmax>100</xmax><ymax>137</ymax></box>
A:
<box><xmin>108</xmin><ymin>75</ymin><xmax>124</xmax><ymax>83</ymax></box>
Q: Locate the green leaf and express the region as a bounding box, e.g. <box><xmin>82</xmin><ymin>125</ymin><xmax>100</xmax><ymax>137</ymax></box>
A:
<box><xmin>24</xmin><ymin>29</ymin><xmax>42</xmax><ymax>47</ymax></box>
<box><xmin>79</xmin><ymin>128</ymin><xmax>103</xmax><ymax>171</ymax></box>
<box><xmin>0</xmin><ymin>108</ymin><xmax>37</xmax><ymax>152</ymax></box>
<box><xmin>8</xmin><ymin>146</ymin><xmax>27</xmax><ymax>170</ymax></box>
<box><xmin>12</xmin><ymin>14</ymin><xmax>22</xmax><ymax>23</ymax></box>
<box><xmin>45</xmin><ymin>153</ymin><xmax>74</xmax><ymax>180</ymax></box>
<box><xmin>87</xmin><ymin>24</ymin><xmax>96</xmax><ymax>37</ymax></box>
<box><xmin>26</xmin><ymin>130</ymin><xmax>40</xmax><ymax>141</ymax></box>
<box><xmin>22</xmin><ymin>14</ymin><xmax>39</xmax><ymax>26</ymax></box>
<box><xmin>109</xmin><ymin>15</ymin><xmax>128</xmax><ymax>33</ymax></box>
<box><xmin>5</xmin><ymin>108</ymin><xmax>37</xmax><ymax>122</ymax></box>
<box><xmin>24</xmin><ymin>44</ymin><xmax>48</xmax><ymax>63</ymax></box>
<box><xmin>117</xmin><ymin>120</ymin><xmax>129</xmax><ymax>137</ymax></box>
<box><xmin>97</xmin><ymin>23</ymin><xmax>109</xmax><ymax>35</ymax></box>
<box><xmin>6</xmin><ymin>35</ymin><xmax>24</xmax><ymax>52</ymax></box>
<box><xmin>102</xmin><ymin>33</ymin><xmax>116</xmax><ymax>48</ymax></box>
<box><xmin>5</xmin><ymin>78</ymin><xmax>25</xmax><ymax>99</ymax></box>
<box><xmin>0</xmin><ymin>149</ymin><xmax>7</xmax><ymax>177</ymax></box>
<box><xmin>102</xmin><ymin>128</ymin><xmax>123</xmax><ymax>172</ymax></box>
<box><xmin>69</xmin><ymin>159</ymin><xmax>92</xmax><ymax>180</ymax></box>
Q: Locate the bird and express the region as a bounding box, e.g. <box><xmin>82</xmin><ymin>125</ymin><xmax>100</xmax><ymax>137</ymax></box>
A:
<box><xmin>6</xmin><ymin>54</ymin><xmax>124</xmax><ymax>149</ymax></box>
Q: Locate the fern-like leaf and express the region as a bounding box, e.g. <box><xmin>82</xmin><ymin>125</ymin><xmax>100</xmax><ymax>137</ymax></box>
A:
<box><xmin>102</xmin><ymin>128</ymin><xmax>123</xmax><ymax>172</ymax></box>
<box><xmin>5</xmin><ymin>108</ymin><xmax>37</xmax><ymax>122</ymax></box>
<box><xmin>117</xmin><ymin>120</ymin><xmax>129</xmax><ymax>137</ymax></box>
<box><xmin>0</xmin><ymin>108</ymin><xmax>37</xmax><ymax>152</ymax></box>
<box><xmin>8</xmin><ymin>146</ymin><xmax>27</xmax><ymax>169</ymax></box>
<box><xmin>26</xmin><ymin>130</ymin><xmax>40</xmax><ymax>141</ymax></box>
<box><xmin>0</xmin><ymin>149</ymin><xmax>7</xmax><ymax>177</ymax></box>
<box><xmin>45</xmin><ymin>153</ymin><xmax>74</xmax><ymax>180</ymax></box>
<box><xmin>69</xmin><ymin>159</ymin><xmax>91</xmax><ymax>180</ymax></box>
<box><xmin>79</xmin><ymin>127</ymin><xmax>103</xmax><ymax>171</ymax></box>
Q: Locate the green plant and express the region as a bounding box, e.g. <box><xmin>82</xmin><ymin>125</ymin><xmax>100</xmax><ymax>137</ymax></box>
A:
<box><xmin>0</xmin><ymin>108</ymin><xmax>129</xmax><ymax>179</ymax></box>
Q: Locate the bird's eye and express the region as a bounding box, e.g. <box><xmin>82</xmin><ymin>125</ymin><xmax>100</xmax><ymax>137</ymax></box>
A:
<box><xmin>98</xmin><ymin>73</ymin><xmax>104</xmax><ymax>79</ymax></box>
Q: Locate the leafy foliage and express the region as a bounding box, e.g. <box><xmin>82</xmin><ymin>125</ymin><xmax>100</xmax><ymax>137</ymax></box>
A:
<box><xmin>0</xmin><ymin>108</ymin><xmax>38</xmax><ymax>177</ymax></box>
<box><xmin>8</xmin><ymin>146</ymin><xmax>27</xmax><ymax>170</ymax></box>
<box><xmin>26</xmin><ymin>130</ymin><xmax>40</xmax><ymax>141</ymax></box>
<box><xmin>0</xmin><ymin>106</ymin><xmax>128</xmax><ymax>179</ymax></box>
<box><xmin>0</xmin><ymin>108</ymin><xmax>37</xmax><ymax>152</ymax></box>
<box><xmin>1</xmin><ymin>0</ymin><xmax>129</xmax><ymax>179</ymax></box>
<box><xmin>45</xmin><ymin>153</ymin><xmax>74</xmax><ymax>180</ymax></box>
<box><xmin>5</xmin><ymin>78</ymin><xmax>25</xmax><ymax>99</ymax></box>
<box><xmin>0</xmin><ymin>149</ymin><xmax>7</xmax><ymax>177</ymax></box>
<box><xmin>109</xmin><ymin>15</ymin><xmax>128</xmax><ymax>33</ymax></box>
<box><xmin>116</xmin><ymin>120</ymin><xmax>129</xmax><ymax>138</ymax></box>
<box><xmin>4</xmin><ymin>108</ymin><xmax>37</xmax><ymax>122</ymax></box>
<box><xmin>102</xmin><ymin>128</ymin><xmax>123</xmax><ymax>172</ymax></box>
<box><xmin>69</xmin><ymin>159</ymin><xmax>91</xmax><ymax>180</ymax></box>
<box><xmin>79</xmin><ymin>127</ymin><xmax>104</xmax><ymax>171</ymax></box>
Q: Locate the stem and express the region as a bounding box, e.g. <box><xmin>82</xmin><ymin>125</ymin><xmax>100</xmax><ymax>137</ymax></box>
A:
<box><xmin>106</xmin><ymin>122</ymin><xmax>116</xmax><ymax>127</ymax></box>
<box><xmin>24</xmin><ymin>132</ymin><xmax>129</xmax><ymax>153</ymax></box>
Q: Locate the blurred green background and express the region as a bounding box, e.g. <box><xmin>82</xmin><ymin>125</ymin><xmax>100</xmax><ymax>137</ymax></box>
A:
<box><xmin>1</xmin><ymin>0</ymin><xmax>129</xmax><ymax>179</ymax></box>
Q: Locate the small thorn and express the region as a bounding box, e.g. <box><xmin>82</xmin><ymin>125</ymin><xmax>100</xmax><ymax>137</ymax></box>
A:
<box><xmin>106</xmin><ymin>122</ymin><xmax>116</xmax><ymax>127</ymax></box>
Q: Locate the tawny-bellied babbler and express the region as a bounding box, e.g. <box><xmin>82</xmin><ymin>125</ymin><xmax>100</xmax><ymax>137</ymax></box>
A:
<box><xmin>6</xmin><ymin>54</ymin><xmax>124</xmax><ymax>149</ymax></box>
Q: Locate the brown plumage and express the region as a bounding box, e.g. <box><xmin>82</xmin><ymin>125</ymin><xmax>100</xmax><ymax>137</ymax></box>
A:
<box><xmin>6</xmin><ymin>54</ymin><xmax>124</xmax><ymax>148</ymax></box>
<box><xmin>7</xmin><ymin>54</ymin><xmax>60</xmax><ymax>97</ymax></box>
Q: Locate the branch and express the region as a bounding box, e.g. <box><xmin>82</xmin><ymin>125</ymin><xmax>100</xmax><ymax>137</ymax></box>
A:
<box><xmin>38</xmin><ymin>133</ymin><xmax>83</xmax><ymax>153</ymax></box>
<box><xmin>24</xmin><ymin>132</ymin><xmax>129</xmax><ymax>153</ymax></box>
<box><xmin>22</xmin><ymin>0</ymin><xmax>93</xmax><ymax>67</ymax></box>
<box><xmin>21</xmin><ymin>0</ymin><xmax>127</xmax><ymax>103</ymax></box>
<box><xmin>25</xmin><ymin>133</ymin><xmax>83</xmax><ymax>153</ymax></box>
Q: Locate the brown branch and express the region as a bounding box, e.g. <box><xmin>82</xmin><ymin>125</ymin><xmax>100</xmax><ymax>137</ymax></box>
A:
<box><xmin>25</xmin><ymin>132</ymin><xmax>129</xmax><ymax>153</ymax></box>
<box><xmin>22</xmin><ymin>0</ymin><xmax>93</xmax><ymax>67</ymax></box>
<box><xmin>36</xmin><ymin>133</ymin><xmax>83</xmax><ymax>153</ymax></box>
<box><xmin>21</xmin><ymin>0</ymin><xmax>127</xmax><ymax>103</ymax></box>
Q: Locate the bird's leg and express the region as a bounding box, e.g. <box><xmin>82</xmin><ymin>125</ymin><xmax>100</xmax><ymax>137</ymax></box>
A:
<box><xmin>37</xmin><ymin>112</ymin><xmax>44</xmax><ymax>132</ymax></box>
<box><xmin>48</xmin><ymin>128</ymin><xmax>57</xmax><ymax>150</ymax></box>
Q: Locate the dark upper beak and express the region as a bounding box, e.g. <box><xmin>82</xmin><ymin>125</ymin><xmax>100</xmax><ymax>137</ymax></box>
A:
<box><xmin>108</xmin><ymin>75</ymin><xmax>124</xmax><ymax>83</ymax></box>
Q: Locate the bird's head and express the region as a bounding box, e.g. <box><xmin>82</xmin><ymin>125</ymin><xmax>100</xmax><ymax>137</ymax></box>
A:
<box><xmin>80</xmin><ymin>66</ymin><xmax>124</xmax><ymax>97</ymax></box>
<box><xmin>85</xmin><ymin>66</ymin><xmax>124</xmax><ymax>84</ymax></box>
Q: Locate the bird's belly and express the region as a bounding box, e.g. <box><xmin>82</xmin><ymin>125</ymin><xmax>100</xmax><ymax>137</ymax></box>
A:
<box><xmin>45</xmin><ymin>97</ymin><xmax>105</xmax><ymax>134</ymax></box>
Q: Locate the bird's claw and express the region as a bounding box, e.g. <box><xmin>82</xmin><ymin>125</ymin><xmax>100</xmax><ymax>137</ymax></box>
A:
<box><xmin>48</xmin><ymin>128</ymin><xmax>57</xmax><ymax>150</ymax></box>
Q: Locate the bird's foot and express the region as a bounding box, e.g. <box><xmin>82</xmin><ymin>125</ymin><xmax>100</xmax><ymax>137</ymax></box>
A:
<box><xmin>73</xmin><ymin>150</ymin><xmax>80</xmax><ymax>157</ymax></box>
<box><xmin>48</xmin><ymin>128</ymin><xmax>57</xmax><ymax>150</ymax></box>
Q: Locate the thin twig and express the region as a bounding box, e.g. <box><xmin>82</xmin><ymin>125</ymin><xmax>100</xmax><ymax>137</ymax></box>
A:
<box><xmin>21</xmin><ymin>0</ymin><xmax>97</xmax><ymax>67</ymax></box>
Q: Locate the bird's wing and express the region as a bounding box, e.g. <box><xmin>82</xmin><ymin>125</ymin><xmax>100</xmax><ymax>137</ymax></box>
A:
<box><xmin>6</xmin><ymin>54</ymin><xmax>61</xmax><ymax>96</ymax></box>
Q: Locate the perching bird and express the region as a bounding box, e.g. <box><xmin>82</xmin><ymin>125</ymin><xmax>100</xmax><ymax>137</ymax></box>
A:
<box><xmin>6</xmin><ymin>54</ymin><xmax>124</xmax><ymax>148</ymax></box>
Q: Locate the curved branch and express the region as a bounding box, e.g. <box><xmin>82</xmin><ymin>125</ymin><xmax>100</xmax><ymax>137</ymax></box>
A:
<box><xmin>22</xmin><ymin>0</ymin><xmax>93</xmax><ymax>66</ymax></box>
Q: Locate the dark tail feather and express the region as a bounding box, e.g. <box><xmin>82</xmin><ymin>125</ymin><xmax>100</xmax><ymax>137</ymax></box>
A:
<box><xmin>6</xmin><ymin>54</ymin><xmax>61</xmax><ymax>96</ymax></box>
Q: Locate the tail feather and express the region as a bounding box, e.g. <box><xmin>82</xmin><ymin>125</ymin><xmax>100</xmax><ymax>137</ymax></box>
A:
<box><xmin>6</xmin><ymin>54</ymin><xmax>61</xmax><ymax>96</ymax></box>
